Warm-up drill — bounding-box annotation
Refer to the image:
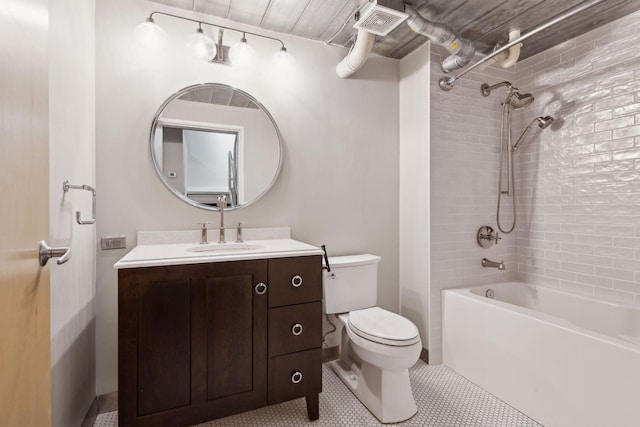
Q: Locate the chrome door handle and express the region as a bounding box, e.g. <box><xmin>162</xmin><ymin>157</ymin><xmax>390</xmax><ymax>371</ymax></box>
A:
<box><xmin>39</xmin><ymin>240</ymin><xmax>71</xmax><ymax>266</ymax></box>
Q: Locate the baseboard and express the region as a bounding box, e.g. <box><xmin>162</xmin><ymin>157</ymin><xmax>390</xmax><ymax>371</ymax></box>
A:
<box><xmin>98</xmin><ymin>391</ymin><xmax>119</xmax><ymax>413</ymax></box>
<box><xmin>80</xmin><ymin>398</ymin><xmax>99</xmax><ymax>427</ymax></box>
<box><xmin>420</xmin><ymin>347</ymin><xmax>429</xmax><ymax>364</ymax></box>
<box><xmin>322</xmin><ymin>345</ymin><xmax>339</xmax><ymax>363</ymax></box>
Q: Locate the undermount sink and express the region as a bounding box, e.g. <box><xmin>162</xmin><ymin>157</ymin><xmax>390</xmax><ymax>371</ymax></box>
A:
<box><xmin>186</xmin><ymin>243</ymin><xmax>264</xmax><ymax>253</ymax></box>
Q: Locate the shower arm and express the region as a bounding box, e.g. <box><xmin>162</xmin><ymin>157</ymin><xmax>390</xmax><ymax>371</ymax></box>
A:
<box><xmin>439</xmin><ymin>0</ymin><xmax>606</xmax><ymax>91</ymax></box>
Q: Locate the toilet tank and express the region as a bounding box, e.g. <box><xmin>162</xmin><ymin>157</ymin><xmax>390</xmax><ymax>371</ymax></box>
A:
<box><xmin>323</xmin><ymin>254</ymin><xmax>381</xmax><ymax>314</ymax></box>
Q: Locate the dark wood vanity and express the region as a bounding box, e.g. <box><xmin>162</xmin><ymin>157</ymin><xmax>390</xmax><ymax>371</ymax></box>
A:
<box><xmin>118</xmin><ymin>255</ymin><xmax>322</xmax><ymax>427</ymax></box>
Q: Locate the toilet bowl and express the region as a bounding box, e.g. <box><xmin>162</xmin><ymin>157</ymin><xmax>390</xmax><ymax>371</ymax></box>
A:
<box><xmin>323</xmin><ymin>255</ymin><xmax>422</xmax><ymax>423</ymax></box>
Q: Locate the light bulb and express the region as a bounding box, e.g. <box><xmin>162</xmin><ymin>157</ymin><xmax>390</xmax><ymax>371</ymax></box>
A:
<box><xmin>186</xmin><ymin>27</ymin><xmax>217</xmax><ymax>61</ymax></box>
<box><xmin>134</xmin><ymin>17</ymin><xmax>167</xmax><ymax>50</ymax></box>
<box><xmin>272</xmin><ymin>46</ymin><xmax>295</xmax><ymax>69</ymax></box>
<box><xmin>229</xmin><ymin>36</ymin><xmax>256</xmax><ymax>66</ymax></box>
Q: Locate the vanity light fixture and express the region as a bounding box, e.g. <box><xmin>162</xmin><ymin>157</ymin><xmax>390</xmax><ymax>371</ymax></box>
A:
<box><xmin>228</xmin><ymin>33</ymin><xmax>256</xmax><ymax>66</ymax></box>
<box><xmin>186</xmin><ymin>24</ymin><xmax>217</xmax><ymax>61</ymax></box>
<box><xmin>136</xmin><ymin>11</ymin><xmax>293</xmax><ymax>67</ymax></box>
<box><xmin>134</xmin><ymin>16</ymin><xmax>167</xmax><ymax>50</ymax></box>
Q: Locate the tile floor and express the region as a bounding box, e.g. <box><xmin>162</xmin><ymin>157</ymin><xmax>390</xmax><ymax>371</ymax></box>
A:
<box><xmin>94</xmin><ymin>361</ymin><xmax>542</xmax><ymax>426</ymax></box>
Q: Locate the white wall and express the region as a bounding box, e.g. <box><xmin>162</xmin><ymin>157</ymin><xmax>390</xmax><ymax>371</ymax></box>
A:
<box><xmin>428</xmin><ymin>46</ymin><xmax>517</xmax><ymax>363</ymax></box>
<box><xmin>399</xmin><ymin>43</ymin><xmax>430</xmax><ymax>354</ymax></box>
<box><xmin>514</xmin><ymin>10</ymin><xmax>640</xmax><ymax>304</ymax></box>
<box><xmin>96</xmin><ymin>0</ymin><xmax>399</xmax><ymax>394</ymax></box>
<box><xmin>49</xmin><ymin>0</ymin><xmax>96</xmax><ymax>424</ymax></box>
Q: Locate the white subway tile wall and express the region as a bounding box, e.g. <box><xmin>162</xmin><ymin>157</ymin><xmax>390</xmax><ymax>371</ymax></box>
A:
<box><xmin>429</xmin><ymin>46</ymin><xmax>517</xmax><ymax>364</ymax></box>
<box><xmin>430</xmin><ymin>10</ymin><xmax>640</xmax><ymax>363</ymax></box>
<box><xmin>514</xmin><ymin>9</ymin><xmax>640</xmax><ymax>306</ymax></box>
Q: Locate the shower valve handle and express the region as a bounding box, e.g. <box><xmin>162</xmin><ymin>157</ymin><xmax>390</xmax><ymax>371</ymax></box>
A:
<box><xmin>477</xmin><ymin>226</ymin><xmax>501</xmax><ymax>248</ymax></box>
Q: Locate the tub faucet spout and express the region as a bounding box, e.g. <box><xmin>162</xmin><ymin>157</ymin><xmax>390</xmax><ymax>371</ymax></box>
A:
<box><xmin>482</xmin><ymin>258</ymin><xmax>505</xmax><ymax>270</ymax></box>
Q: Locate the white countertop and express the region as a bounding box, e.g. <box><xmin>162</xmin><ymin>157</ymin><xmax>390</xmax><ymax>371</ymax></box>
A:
<box><xmin>114</xmin><ymin>238</ymin><xmax>323</xmax><ymax>269</ymax></box>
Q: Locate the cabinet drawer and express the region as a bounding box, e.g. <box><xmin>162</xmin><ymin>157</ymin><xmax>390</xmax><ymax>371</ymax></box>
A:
<box><xmin>268</xmin><ymin>302</ymin><xmax>322</xmax><ymax>357</ymax></box>
<box><xmin>268</xmin><ymin>256</ymin><xmax>322</xmax><ymax>307</ymax></box>
<box><xmin>268</xmin><ymin>348</ymin><xmax>322</xmax><ymax>405</ymax></box>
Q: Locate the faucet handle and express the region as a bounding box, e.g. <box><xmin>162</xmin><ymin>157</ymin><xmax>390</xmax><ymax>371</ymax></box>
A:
<box><xmin>197</xmin><ymin>222</ymin><xmax>210</xmax><ymax>244</ymax></box>
<box><xmin>236</xmin><ymin>221</ymin><xmax>244</xmax><ymax>243</ymax></box>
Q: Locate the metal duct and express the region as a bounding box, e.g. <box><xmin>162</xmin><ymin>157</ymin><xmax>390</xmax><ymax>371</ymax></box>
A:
<box><xmin>404</xmin><ymin>5</ymin><xmax>475</xmax><ymax>73</ymax></box>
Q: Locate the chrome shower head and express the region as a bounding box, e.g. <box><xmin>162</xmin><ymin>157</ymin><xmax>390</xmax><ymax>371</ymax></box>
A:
<box><xmin>512</xmin><ymin>115</ymin><xmax>556</xmax><ymax>150</ymax></box>
<box><xmin>537</xmin><ymin>115</ymin><xmax>554</xmax><ymax>129</ymax></box>
<box><xmin>507</xmin><ymin>91</ymin><xmax>535</xmax><ymax>110</ymax></box>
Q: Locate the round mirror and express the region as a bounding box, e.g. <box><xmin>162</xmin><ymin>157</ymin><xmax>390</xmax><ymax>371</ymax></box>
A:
<box><xmin>150</xmin><ymin>83</ymin><xmax>283</xmax><ymax>211</ymax></box>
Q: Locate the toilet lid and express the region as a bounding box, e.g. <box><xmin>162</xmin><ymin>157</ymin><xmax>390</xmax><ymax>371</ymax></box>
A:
<box><xmin>348</xmin><ymin>307</ymin><xmax>420</xmax><ymax>346</ymax></box>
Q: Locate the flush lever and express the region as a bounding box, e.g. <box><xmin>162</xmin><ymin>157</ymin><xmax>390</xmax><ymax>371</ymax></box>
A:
<box><xmin>321</xmin><ymin>244</ymin><xmax>331</xmax><ymax>272</ymax></box>
<box><xmin>39</xmin><ymin>240</ymin><xmax>71</xmax><ymax>266</ymax></box>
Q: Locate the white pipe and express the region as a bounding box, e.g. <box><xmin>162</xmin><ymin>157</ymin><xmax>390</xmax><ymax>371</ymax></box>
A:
<box><xmin>496</xmin><ymin>30</ymin><xmax>521</xmax><ymax>68</ymax></box>
<box><xmin>336</xmin><ymin>29</ymin><xmax>375</xmax><ymax>79</ymax></box>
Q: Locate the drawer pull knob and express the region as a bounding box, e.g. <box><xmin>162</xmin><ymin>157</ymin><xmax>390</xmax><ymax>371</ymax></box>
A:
<box><xmin>291</xmin><ymin>275</ymin><xmax>303</xmax><ymax>287</ymax></box>
<box><xmin>291</xmin><ymin>323</ymin><xmax>303</xmax><ymax>336</ymax></box>
<box><xmin>255</xmin><ymin>282</ymin><xmax>267</xmax><ymax>295</ymax></box>
<box><xmin>291</xmin><ymin>371</ymin><xmax>303</xmax><ymax>384</ymax></box>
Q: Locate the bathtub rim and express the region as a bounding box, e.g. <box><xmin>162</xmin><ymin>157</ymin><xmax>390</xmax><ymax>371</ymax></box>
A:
<box><xmin>443</xmin><ymin>280</ymin><xmax>640</xmax><ymax>353</ymax></box>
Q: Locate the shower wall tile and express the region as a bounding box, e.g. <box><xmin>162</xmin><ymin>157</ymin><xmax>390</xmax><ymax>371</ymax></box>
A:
<box><xmin>514</xmin><ymin>9</ymin><xmax>640</xmax><ymax>305</ymax></box>
<box><xmin>429</xmin><ymin>45</ymin><xmax>516</xmax><ymax>364</ymax></box>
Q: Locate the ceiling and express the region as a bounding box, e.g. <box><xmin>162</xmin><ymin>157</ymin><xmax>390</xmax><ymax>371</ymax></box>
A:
<box><xmin>148</xmin><ymin>0</ymin><xmax>640</xmax><ymax>61</ymax></box>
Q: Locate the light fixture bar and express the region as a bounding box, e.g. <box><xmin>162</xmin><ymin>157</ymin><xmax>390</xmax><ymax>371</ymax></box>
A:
<box><xmin>148</xmin><ymin>11</ymin><xmax>287</xmax><ymax>50</ymax></box>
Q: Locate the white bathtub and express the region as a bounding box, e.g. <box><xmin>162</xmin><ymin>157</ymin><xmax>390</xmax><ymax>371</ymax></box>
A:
<box><xmin>443</xmin><ymin>281</ymin><xmax>640</xmax><ymax>427</ymax></box>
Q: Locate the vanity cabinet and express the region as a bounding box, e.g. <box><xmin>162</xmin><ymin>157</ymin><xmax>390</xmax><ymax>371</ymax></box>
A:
<box><xmin>118</xmin><ymin>255</ymin><xmax>322</xmax><ymax>427</ymax></box>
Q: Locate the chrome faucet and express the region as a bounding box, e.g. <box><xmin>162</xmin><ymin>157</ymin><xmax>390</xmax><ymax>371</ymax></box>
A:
<box><xmin>217</xmin><ymin>195</ymin><xmax>226</xmax><ymax>243</ymax></box>
<box><xmin>482</xmin><ymin>258</ymin><xmax>505</xmax><ymax>270</ymax></box>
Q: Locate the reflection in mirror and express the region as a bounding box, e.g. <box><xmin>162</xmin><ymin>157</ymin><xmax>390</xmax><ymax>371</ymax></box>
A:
<box><xmin>150</xmin><ymin>84</ymin><xmax>282</xmax><ymax>211</ymax></box>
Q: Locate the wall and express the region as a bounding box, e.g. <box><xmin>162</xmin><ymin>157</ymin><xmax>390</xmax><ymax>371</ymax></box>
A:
<box><xmin>514</xmin><ymin>10</ymin><xmax>640</xmax><ymax>304</ymax></box>
<box><xmin>429</xmin><ymin>46</ymin><xmax>517</xmax><ymax>363</ymax></box>
<box><xmin>399</xmin><ymin>43</ymin><xmax>430</xmax><ymax>353</ymax></box>
<box><xmin>49</xmin><ymin>0</ymin><xmax>97</xmax><ymax>425</ymax></box>
<box><xmin>96</xmin><ymin>0</ymin><xmax>399</xmax><ymax>393</ymax></box>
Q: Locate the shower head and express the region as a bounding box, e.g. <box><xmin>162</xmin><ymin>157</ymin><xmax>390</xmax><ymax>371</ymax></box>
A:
<box><xmin>481</xmin><ymin>81</ymin><xmax>534</xmax><ymax>110</ymax></box>
<box><xmin>480</xmin><ymin>81</ymin><xmax>513</xmax><ymax>97</ymax></box>
<box><xmin>506</xmin><ymin>91</ymin><xmax>535</xmax><ymax>110</ymax></box>
<box><xmin>512</xmin><ymin>116</ymin><xmax>556</xmax><ymax>150</ymax></box>
<box><xmin>537</xmin><ymin>115</ymin><xmax>554</xmax><ymax>129</ymax></box>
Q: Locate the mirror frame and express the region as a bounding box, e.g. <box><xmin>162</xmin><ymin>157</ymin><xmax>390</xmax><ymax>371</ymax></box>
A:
<box><xmin>149</xmin><ymin>83</ymin><xmax>284</xmax><ymax>211</ymax></box>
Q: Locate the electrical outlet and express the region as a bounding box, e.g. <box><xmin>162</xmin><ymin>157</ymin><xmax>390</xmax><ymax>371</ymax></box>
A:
<box><xmin>101</xmin><ymin>236</ymin><xmax>126</xmax><ymax>250</ymax></box>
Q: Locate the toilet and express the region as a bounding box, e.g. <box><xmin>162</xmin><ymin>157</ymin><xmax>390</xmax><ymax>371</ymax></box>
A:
<box><xmin>323</xmin><ymin>254</ymin><xmax>422</xmax><ymax>423</ymax></box>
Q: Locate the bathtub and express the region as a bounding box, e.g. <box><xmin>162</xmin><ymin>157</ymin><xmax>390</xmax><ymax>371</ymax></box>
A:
<box><xmin>442</xmin><ymin>281</ymin><xmax>640</xmax><ymax>427</ymax></box>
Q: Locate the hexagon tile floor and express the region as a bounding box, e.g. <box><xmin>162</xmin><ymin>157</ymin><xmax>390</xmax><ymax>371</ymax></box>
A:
<box><xmin>93</xmin><ymin>361</ymin><xmax>542</xmax><ymax>427</ymax></box>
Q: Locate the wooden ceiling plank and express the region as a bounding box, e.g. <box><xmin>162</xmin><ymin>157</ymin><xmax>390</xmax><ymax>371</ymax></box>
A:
<box><xmin>518</xmin><ymin>0</ymin><xmax>635</xmax><ymax>60</ymax></box>
<box><xmin>227</xmin><ymin>0</ymin><xmax>273</xmax><ymax>27</ymax></box>
<box><xmin>291</xmin><ymin>0</ymin><xmax>351</xmax><ymax>39</ymax></box>
<box><xmin>319</xmin><ymin>0</ymin><xmax>366</xmax><ymax>43</ymax></box>
<box><xmin>193</xmin><ymin>0</ymin><xmax>232</xmax><ymax>18</ymax></box>
<box><xmin>261</xmin><ymin>0</ymin><xmax>313</xmax><ymax>33</ymax></box>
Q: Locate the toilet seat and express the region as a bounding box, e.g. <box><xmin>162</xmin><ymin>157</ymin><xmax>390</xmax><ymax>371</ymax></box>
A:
<box><xmin>348</xmin><ymin>307</ymin><xmax>420</xmax><ymax>346</ymax></box>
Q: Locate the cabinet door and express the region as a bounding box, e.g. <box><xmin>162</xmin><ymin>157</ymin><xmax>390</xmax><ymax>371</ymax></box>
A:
<box><xmin>119</xmin><ymin>266</ymin><xmax>195</xmax><ymax>424</ymax></box>
<box><xmin>191</xmin><ymin>260</ymin><xmax>268</xmax><ymax>417</ymax></box>
<box><xmin>137</xmin><ymin>279</ymin><xmax>191</xmax><ymax>416</ymax></box>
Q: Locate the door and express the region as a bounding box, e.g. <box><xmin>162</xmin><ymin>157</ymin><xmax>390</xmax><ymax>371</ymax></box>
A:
<box><xmin>0</xmin><ymin>0</ymin><xmax>51</xmax><ymax>425</ymax></box>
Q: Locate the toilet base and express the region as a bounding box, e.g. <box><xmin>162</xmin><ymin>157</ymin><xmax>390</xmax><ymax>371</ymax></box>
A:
<box><xmin>329</xmin><ymin>359</ymin><xmax>417</xmax><ymax>423</ymax></box>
